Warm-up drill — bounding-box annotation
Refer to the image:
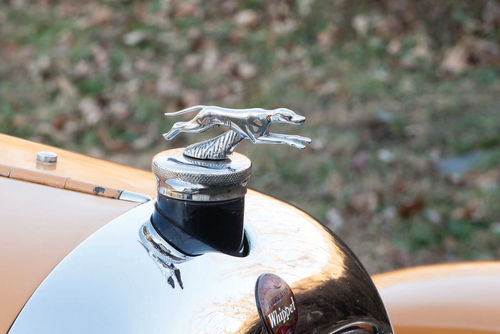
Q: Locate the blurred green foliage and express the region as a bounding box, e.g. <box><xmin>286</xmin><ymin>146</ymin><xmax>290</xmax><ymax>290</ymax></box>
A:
<box><xmin>0</xmin><ymin>0</ymin><xmax>499</xmax><ymax>273</ymax></box>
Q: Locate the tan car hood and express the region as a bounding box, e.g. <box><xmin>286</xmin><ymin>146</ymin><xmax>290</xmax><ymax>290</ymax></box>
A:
<box><xmin>0</xmin><ymin>134</ymin><xmax>156</xmax><ymax>333</ymax></box>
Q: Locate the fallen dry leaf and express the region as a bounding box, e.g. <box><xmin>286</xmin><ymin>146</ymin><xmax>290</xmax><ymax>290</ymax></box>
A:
<box><xmin>234</xmin><ymin>9</ymin><xmax>259</xmax><ymax>29</ymax></box>
<box><xmin>90</xmin><ymin>5</ymin><xmax>112</xmax><ymax>25</ymax></box>
<box><xmin>237</xmin><ymin>62</ymin><xmax>257</xmax><ymax>79</ymax></box>
<box><xmin>350</xmin><ymin>190</ymin><xmax>379</xmax><ymax>214</ymax></box>
<box><xmin>352</xmin><ymin>14</ymin><xmax>370</xmax><ymax>37</ymax></box>
<box><xmin>441</xmin><ymin>37</ymin><xmax>500</xmax><ymax>73</ymax></box>
<box><xmin>123</xmin><ymin>30</ymin><xmax>147</xmax><ymax>46</ymax></box>
<box><xmin>441</xmin><ymin>42</ymin><xmax>469</xmax><ymax>74</ymax></box>
<box><xmin>79</xmin><ymin>98</ymin><xmax>102</xmax><ymax>126</ymax></box>
<box><xmin>398</xmin><ymin>197</ymin><xmax>425</xmax><ymax>218</ymax></box>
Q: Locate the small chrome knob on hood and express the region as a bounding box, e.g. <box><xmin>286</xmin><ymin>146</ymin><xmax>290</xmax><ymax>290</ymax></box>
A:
<box><xmin>151</xmin><ymin>105</ymin><xmax>311</xmax><ymax>256</ymax></box>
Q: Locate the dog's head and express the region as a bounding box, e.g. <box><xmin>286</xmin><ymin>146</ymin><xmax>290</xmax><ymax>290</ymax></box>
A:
<box><xmin>271</xmin><ymin>108</ymin><xmax>306</xmax><ymax>125</ymax></box>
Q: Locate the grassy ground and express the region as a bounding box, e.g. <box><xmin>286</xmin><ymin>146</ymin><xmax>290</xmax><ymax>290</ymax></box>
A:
<box><xmin>1</xmin><ymin>0</ymin><xmax>499</xmax><ymax>273</ymax></box>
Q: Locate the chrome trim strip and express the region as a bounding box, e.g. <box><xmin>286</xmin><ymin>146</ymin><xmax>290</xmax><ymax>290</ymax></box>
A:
<box><xmin>0</xmin><ymin>167</ymin><xmax>152</xmax><ymax>203</ymax></box>
<box><xmin>118</xmin><ymin>190</ymin><xmax>152</xmax><ymax>203</ymax></box>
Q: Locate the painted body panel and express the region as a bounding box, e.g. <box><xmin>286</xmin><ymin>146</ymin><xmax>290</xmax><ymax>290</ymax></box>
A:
<box><xmin>373</xmin><ymin>262</ymin><xmax>500</xmax><ymax>334</ymax></box>
<box><xmin>0</xmin><ymin>134</ymin><xmax>156</xmax><ymax>198</ymax></box>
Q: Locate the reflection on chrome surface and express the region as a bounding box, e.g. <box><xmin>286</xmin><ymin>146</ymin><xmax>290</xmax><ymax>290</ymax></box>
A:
<box><xmin>118</xmin><ymin>190</ymin><xmax>152</xmax><ymax>203</ymax></box>
<box><xmin>10</xmin><ymin>191</ymin><xmax>392</xmax><ymax>333</ymax></box>
<box><xmin>139</xmin><ymin>220</ymin><xmax>191</xmax><ymax>289</ymax></box>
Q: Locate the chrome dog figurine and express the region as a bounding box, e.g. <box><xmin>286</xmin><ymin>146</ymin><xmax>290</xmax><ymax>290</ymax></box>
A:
<box><xmin>163</xmin><ymin>106</ymin><xmax>311</xmax><ymax>160</ymax></box>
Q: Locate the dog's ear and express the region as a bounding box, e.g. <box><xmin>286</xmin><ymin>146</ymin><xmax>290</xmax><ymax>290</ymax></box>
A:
<box><xmin>270</xmin><ymin>109</ymin><xmax>281</xmax><ymax>117</ymax></box>
<box><xmin>277</xmin><ymin>107</ymin><xmax>293</xmax><ymax>116</ymax></box>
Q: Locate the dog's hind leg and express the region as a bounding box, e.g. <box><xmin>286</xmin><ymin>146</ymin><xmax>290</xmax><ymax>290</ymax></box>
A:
<box><xmin>164</xmin><ymin>119</ymin><xmax>219</xmax><ymax>140</ymax></box>
<box><xmin>163</xmin><ymin>121</ymin><xmax>198</xmax><ymax>139</ymax></box>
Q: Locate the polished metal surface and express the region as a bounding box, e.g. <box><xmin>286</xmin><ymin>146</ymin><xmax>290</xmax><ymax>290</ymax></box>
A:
<box><xmin>164</xmin><ymin>105</ymin><xmax>311</xmax><ymax>160</ymax></box>
<box><xmin>118</xmin><ymin>190</ymin><xmax>152</xmax><ymax>203</ymax></box>
<box><xmin>36</xmin><ymin>151</ymin><xmax>58</xmax><ymax>164</ymax></box>
<box><xmin>152</xmin><ymin>148</ymin><xmax>251</xmax><ymax>201</ymax></box>
<box><xmin>10</xmin><ymin>191</ymin><xmax>392</xmax><ymax>334</ymax></box>
<box><xmin>139</xmin><ymin>220</ymin><xmax>191</xmax><ymax>289</ymax></box>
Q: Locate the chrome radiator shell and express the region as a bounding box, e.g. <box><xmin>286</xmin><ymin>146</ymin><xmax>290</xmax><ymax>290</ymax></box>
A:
<box><xmin>10</xmin><ymin>190</ymin><xmax>391</xmax><ymax>334</ymax></box>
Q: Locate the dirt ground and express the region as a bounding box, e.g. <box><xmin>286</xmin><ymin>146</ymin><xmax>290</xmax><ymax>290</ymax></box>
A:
<box><xmin>1</xmin><ymin>1</ymin><xmax>500</xmax><ymax>274</ymax></box>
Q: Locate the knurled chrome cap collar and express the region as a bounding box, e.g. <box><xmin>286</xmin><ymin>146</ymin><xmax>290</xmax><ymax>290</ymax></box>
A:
<box><xmin>152</xmin><ymin>148</ymin><xmax>252</xmax><ymax>201</ymax></box>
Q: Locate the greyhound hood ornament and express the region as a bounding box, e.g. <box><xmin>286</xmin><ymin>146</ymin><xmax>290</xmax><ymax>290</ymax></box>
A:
<box><xmin>163</xmin><ymin>105</ymin><xmax>311</xmax><ymax>160</ymax></box>
<box><xmin>148</xmin><ymin>105</ymin><xmax>311</xmax><ymax>256</ymax></box>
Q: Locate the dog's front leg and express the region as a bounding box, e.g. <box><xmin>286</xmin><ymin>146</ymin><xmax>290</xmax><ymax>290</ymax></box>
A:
<box><xmin>257</xmin><ymin>133</ymin><xmax>311</xmax><ymax>149</ymax></box>
<box><xmin>252</xmin><ymin>134</ymin><xmax>304</xmax><ymax>148</ymax></box>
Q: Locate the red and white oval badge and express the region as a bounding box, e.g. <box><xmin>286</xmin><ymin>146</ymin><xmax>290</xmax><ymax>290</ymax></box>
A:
<box><xmin>255</xmin><ymin>273</ymin><xmax>298</xmax><ymax>334</ymax></box>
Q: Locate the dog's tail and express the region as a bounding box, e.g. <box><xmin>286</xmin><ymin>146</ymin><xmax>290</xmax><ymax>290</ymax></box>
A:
<box><xmin>164</xmin><ymin>105</ymin><xmax>205</xmax><ymax>116</ymax></box>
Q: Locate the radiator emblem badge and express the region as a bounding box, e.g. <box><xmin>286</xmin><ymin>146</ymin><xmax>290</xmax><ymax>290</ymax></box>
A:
<box><xmin>255</xmin><ymin>273</ymin><xmax>298</xmax><ymax>334</ymax></box>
